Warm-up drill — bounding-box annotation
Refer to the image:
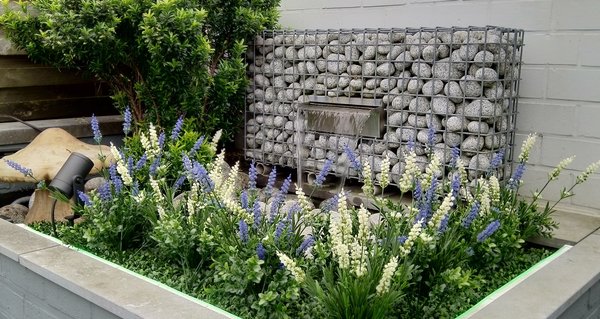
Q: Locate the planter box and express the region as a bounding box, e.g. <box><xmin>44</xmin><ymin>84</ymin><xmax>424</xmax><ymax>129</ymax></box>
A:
<box><xmin>0</xmin><ymin>219</ymin><xmax>238</xmax><ymax>319</ymax></box>
<box><xmin>1</xmin><ymin>217</ymin><xmax>600</xmax><ymax>319</ymax></box>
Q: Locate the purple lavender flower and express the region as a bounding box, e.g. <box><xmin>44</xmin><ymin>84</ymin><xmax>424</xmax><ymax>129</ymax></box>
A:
<box><xmin>265</xmin><ymin>166</ymin><xmax>277</xmax><ymax>196</ymax></box>
<box><xmin>462</xmin><ymin>201</ymin><xmax>480</xmax><ymax>228</ymax></box>
<box><xmin>287</xmin><ymin>202</ymin><xmax>301</xmax><ymax>221</ymax></box>
<box><xmin>315</xmin><ymin>159</ymin><xmax>332</xmax><ymax>187</ymax></box>
<box><xmin>256</xmin><ymin>242</ymin><xmax>266</xmax><ymax>260</ymax></box>
<box><xmin>127</xmin><ymin>156</ymin><xmax>134</xmax><ymax>175</ymax></box>
<box><xmin>182</xmin><ymin>153</ymin><xmax>193</xmax><ymax>172</ymax></box>
<box><xmin>277</xmin><ymin>174</ymin><xmax>292</xmax><ymax>203</ymax></box>
<box><xmin>253</xmin><ymin>201</ymin><xmax>262</xmax><ymax>228</ymax></box>
<box><xmin>170</xmin><ymin>116</ymin><xmax>184</xmax><ymax>141</ymax></box>
<box><xmin>397</xmin><ymin>235</ymin><xmax>407</xmax><ymax>245</ymax></box>
<box><xmin>343</xmin><ymin>144</ymin><xmax>361</xmax><ymax>171</ymax></box>
<box><xmin>477</xmin><ymin>220</ymin><xmax>501</xmax><ymax>242</ymax></box>
<box><xmin>508</xmin><ymin>163</ymin><xmax>526</xmax><ymax>190</ymax></box>
<box><xmin>109</xmin><ymin>164</ymin><xmax>123</xmax><ymax>194</ymax></box>
<box><xmin>4</xmin><ymin>159</ymin><xmax>32</xmax><ymax>176</ymax></box>
<box><xmin>451</xmin><ymin>172</ymin><xmax>461</xmax><ymax>198</ymax></box>
<box><xmin>149</xmin><ymin>157</ymin><xmax>161</xmax><ymax>176</ymax></box>
<box><xmin>322</xmin><ymin>194</ymin><xmax>339</xmax><ymax>212</ymax></box>
<box><xmin>426</xmin><ymin>124</ymin><xmax>436</xmax><ymax>148</ymax></box>
<box><xmin>489</xmin><ymin>150</ymin><xmax>504</xmax><ymax>171</ymax></box>
<box><xmin>189</xmin><ymin>136</ymin><xmax>205</xmax><ymax>157</ymax></box>
<box><xmin>97</xmin><ymin>182</ymin><xmax>112</xmax><ymax>202</ymax></box>
<box><xmin>189</xmin><ymin>161</ymin><xmax>214</xmax><ymax>192</ymax></box>
<box><xmin>269</xmin><ymin>198</ymin><xmax>281</xmax><ymax>224</ymax></box>
<box><xmin>240</xmin><ymin>190</ymin><xmax>249</xmax><ymax>210</ymax></box>
<box><xmin>173</xmin><ymin>175</ymin><xmax>185</xmax><ymax>191</ymax></box>
<box><xmin>248</xmin><ymin>161</ymin><xmax>258</xmax><ymax>190</ymax></box>
<box><xmin>77</xmin><ymin>191</ymin><xmax>92</xmax><ymax>206</ymax></box>
<box><xmin>438</xmin><ymin>215</ymin><xmax>449</xmax><ymax>233</ymax></box>
<box><xmin>158</xmin><ymin>132</ymin><xmax>166</xmax><ymax>150</ymax></box>
<box><xmin>415</xmin><ymin>178</ymin><xmax>438</xmax><ymax>223</ymax></box>
<box><xmin>238</xmin><ymin>220</ymin><xmax>249</xmax><ymax>244</ymax></box>
<box><xmin>296</xmin><ymin>236</ymin><xmax>315</xmax><ymax>256</ymax></box>
<box><xmin>407</xmin><ymin>139</ymin><xmax>415</xmax><ymax>152</ymax></box>
<box><xmin>413</xmin><ymin>179</ymin><xmax>422</xmax><ymax>202</ymax></box>
<box><xmin>123</xmin><ymin>107</ymin><xmax>132</xmax><ymax>135</ymax></box>
<box><xmin>450</xmin><ymin>147</ymin><xmax>460</xmax><ymax>167</ymax></box>
<box><xmin>91</xmin><ymin>114</ymin><xmax>102</xmax><ymax>143</ymax></box>
<box><xmin>135</xmin><ymin>154</ymin><xmax>147</xmax><ymax>170</ymax></box>
<box><xmin>132</xmin><ymin>181</ymin><xmax>140</xmax><ymax>196</ymax></box>
<box><xmin>274</xmin><ymin>220</ymin><xmax>285</xmax><ymax>242</ymax></box>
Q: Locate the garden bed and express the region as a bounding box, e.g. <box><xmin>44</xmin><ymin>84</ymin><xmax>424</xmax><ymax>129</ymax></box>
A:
<box><xmin>2</xmin><ymin>219</ymin><xmax>599</xmax><ymax>319</ymax></box>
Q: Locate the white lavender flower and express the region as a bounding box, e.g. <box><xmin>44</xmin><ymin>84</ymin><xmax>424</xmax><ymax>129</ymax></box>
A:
<box><xmin>376</xmin><ymin>256</ymin><xmax>399</xmax><ymax>295</ymax></box>
<box><xmin>422</xmin><ymin>154</ymin><xmax>442</xmax><ymax>190</ymax></box>
<box><xmin>380</xmin><ymin>154</ymin><xmax>391</xmax><ymax>190</ymax></box>
<box><xmin>549</xmin><ymin>156</ymin><xmax>575</xmax><ymax>181</ymax></box>
<box><xmin>276</xmin><ymin>251</ymin><xmax>305</xmax><ymax>283</ymax></box>
<box><xmin>361</xmin><ymin>160</ymin><xmax>374</xmax><ymax>196</ymax></box>
<box><xmin>209</xmin><ymin>129</ymin><xmax>223</xmax><ymax>153</ymax></box>
<box><xmin>110</xmin><ymin>143</ymin><xmax>133</xmax><ymax>186</ymax></box>
<box><xmin>576</xmin><ymin>160</ymin><xmax>600</xmax><ymax>184</ymax></box>
<box><xmin>400</xmin><ymin>219</ymin><xmax>423</xmax><ymax>257</ymax></box>
<box><xmin>518</xmin><ymin>133</ymin><xmax>537</xmax><ymax>162</ymax></box>
<box><xmin>488</xmin><ymin>175</ymin><xmax>500</xmax><ymax>204</ymax></box>
<box><xmin>399</xmin><ymin>149</ymin><xmax>419</xmax><ymax>192</ymax></box>
<box><xmin>428</xmin><ymin>193</ymin><xmax>455</xmax><ymax>231</ymax></box>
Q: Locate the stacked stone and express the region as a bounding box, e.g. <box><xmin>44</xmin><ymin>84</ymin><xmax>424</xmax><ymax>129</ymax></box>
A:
<box><xmin>245</xmin><ymin>27</ymin><xmax>523</xmax><ymax>186</ymax></box>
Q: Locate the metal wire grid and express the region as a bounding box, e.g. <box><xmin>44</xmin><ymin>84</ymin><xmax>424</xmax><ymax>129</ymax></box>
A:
<box><xmin>245</xmin><ymin>26</ymin><xmax>524</xmax><ymax>186</ymax></box>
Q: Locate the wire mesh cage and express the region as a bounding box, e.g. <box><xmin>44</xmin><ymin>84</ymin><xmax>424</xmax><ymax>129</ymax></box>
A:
<box><xmin>244</xmin><ymin>26</ymin><xmax>524</xmax><ymax>187</ymax></box>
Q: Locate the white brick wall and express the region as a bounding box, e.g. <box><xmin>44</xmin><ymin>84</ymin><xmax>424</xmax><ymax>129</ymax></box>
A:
<box><xmin>280</xmin><ymin>0</ymin><xmax>600</xmax><ymax>214</ymax></box>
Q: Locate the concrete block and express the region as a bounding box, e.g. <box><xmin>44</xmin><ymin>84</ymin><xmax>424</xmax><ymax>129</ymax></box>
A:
<box><xmin>548</xmin><ymin>68</ymin><xmax>600</xmax><ymax>103</ymax></box>
<box><xmin>280</xmin><ymin>0</ymin><xmax>324</xmax><ymax>10</ymax></box>
<box><xmin>576</xmin><ymin>105</ymin><xmax>600</xmax><ymax>139</ymax></box>
<box><xmin>488</xmin><ymin>0</ymin><xmax>552</xmax><ymax>31</ymax></box>
<box><xmin>0</xmin><ymin>279</ymin><xmax>24</xmax><ymax>318</ymax></box>
<box><xmin>45</xmin><ymin>279</ymin><xmax>93</xmax><ymax>319</ymax></box>
<box><xmin>538</xmin><ymin>136</ymin><xmax>600</xmax><ymax>171</ymax></box>
<box><xmin>518</xmin><ymin>165</ymin><xmax>572</xmax><ymax>203</ymax></box>
<box><xmin>559</xmin><ymin>290</ymin><xmax>591</xmax><ymax>319</ymax></box>
<box><xmin>3</xmin><ymin>256</ymin><xmax>47</xmax><ymax>300</ymax></box>
<box><xmin>589</xmin><ymin>278</ymin><xmax>600</xmax><ymax>310</ymax></box>
<box><xmin>0</xmin><ymin>219</ymin><xmax>59</xmax><ymax>262</ymax></box>
<box><xmin>552</xmin><ymin>0</ymin><xmax>600</xmax><ymax>30</ymax></box>
<box><xmin>519</xmin><ymin>67</ymin><xmax>546</xmax><ymax>99</ymax></box>
<box><xmin>523</xmin><ymin>33</ymin><xmax>579</xmax><ymax>65</ymax></box>
<box><xmin>361</xmin><ymin>0</ymin><xmax>408</xmax><ymax>7</ymax></box>
<box><xmin>579</xmin><ymin>34</ymin><xmax>600</xmax><ymax>67</ymax></box>
<box><xmin>91</xmin><ymin>305</ymin><xmax>121</xmax><ymax>319</ymax></box>
<box><xmin>516</xmin><ymin>101</ymin><xmax>577</xmax><ymax>136</ymax></box>
<box><xmin>322</xmin><ymin>0</ymin><xmax>362</xmax><ymax>9</ymax></box>
<box><xmin>570</xmin><ymin>175</ymin><xmax>600</xmax><ymax>211</ymax></box>
<box><xmin>24</xmin><ymin>298</ymin><xmax>65</xmax><ymax>319</ymax></box>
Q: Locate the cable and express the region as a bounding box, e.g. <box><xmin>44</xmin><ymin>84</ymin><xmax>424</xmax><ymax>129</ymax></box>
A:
<box><xmin>50</xmin><ymin>198</ymin><xmax>58</xmax><ymax>237</ymax></box>
<box><xmin>0</xmin><ymin>114</ymin><xmax>44</xmax><ymax>133</ymax></box>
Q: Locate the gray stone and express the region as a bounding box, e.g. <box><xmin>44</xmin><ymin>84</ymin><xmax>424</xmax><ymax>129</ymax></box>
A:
<box><xmin>432</xmin><ymin>58</ymin><xmax>464</xmax><ymax>80</ymax></box>
<box><xmin>431</xmin><ymin>96</ymin><xmax>456</xmax><ymax>115</ymax></box>
<box><xmin>433</xmin><ymin>143</ymin><xmax>453</xmax><ymax>163</ymax></box>
<box><xmin>411</xmin><ymin>60</ymin><xmax>432</xmax><ymax>78</ymax></box>
<box><xmin>393</xmin><ymin>52</ymin><xmax>413</xmax><ymax>71</ymax></box>
<box><xmin>444</xmin><ymin>132</ymin><xmax>463</xmax><ymax>147</ymax></box>
<box><xmin>484</xmin><ymin>83</ymin><xmax>505</xmax><ymax>100</ymax></box>
<box><xmin>0</xmin><ymin>204</ymin><xmax>28</xmax><ymax>224</ymax></box>
<box><xmin>362</xmin><ymin>62</ymin><xmax>376</xmax><ymax>76</ymax></box>
<box><xmin>283</xmin><ymin>66</ymin><xmax>300</xmax><ymax>83</ymax></box>
<box><xmin>444</xmin><ymin>81</ymin><xmax>464</xmax><ymax>103</ymax></box>
<box><xmin>461</xmin><ymin>135</ymin><xmax>485</xmax><ymax>153</ymax></box>
<box><xmin>388</xmin><ymin>111</ymin><xmax>408</xmax><ymax>126</ymax></box>
<box><xmin>450</xmin><ymin>50</ymin><xmax>469</xmax><ymax>71</ymax></box>
<box><xmin>397</xmin><ymin>127</ymin><xmax>417</xmax><ymax>142</ymax></box>
<box><xmin>84</xmin><ymin>177</ymin><xmax>107</xmax><ymax>193</ymax></box>
<box><xmin>459</xmin><ymin>44</ymin><xmax>479</xmax><ymax>61</ymax></box>
<box><xmin>379</xmin><ymin>78</ymin><xmax>397</xmax><ymax>92</ymax></box>
<box><xmin>464</xmin><ymin>99</ymin><xmax>502</xmax><ymax>119</ymax></box>
<box><xmin>365</xmin><ymin>78</ymin><xmax>381</xmax><ymax>90</ymax></box>
<box><xmin>298</xmin><ymin>45</ymin><xmax>322</xmax><ymax>59</ymax></box>
<box><xmin>417</xmin><ymin>129</ymin><xmax>442</xmax><ymax>144</ymax></box>
<box><xmin>474</xmin><ymin>50</ymin><xmax>495</xmax><ymax>67</ymax></box>
<box><xmin>422</xmin><ymin>79</ymin><xmax>444</xmax><ymax>96</ymax></box>
<box><xmin>408</xmin><ymin>96</ymin><xmax>430</xmax><ymax>113</ymax></box>
<box><xmin>425</xmin><ymin>114</ymin><xmax>443</xmax><ymax>131</ymax></box>
<box><xmin>459</xmin><ymin>75</ymin><xmax>482</xmax><ymax>97</ymax></box>
<box><xmin>391</xmin><ymin>162</ymin><xmax>405</xmax><ymax>184</ymax></box>
<box><xmin>362</xmin><ymin>45</ymin><xmax>377</xmax><ymax>60</ymax></box>
<box><xmin>444</xmin><ymin>116</ymin><xmax>468</xmax><ymax>132</ymax></box>
<box><xmin>407</xmin><ymin>78</ymin><xmax>424</xmax><ymax>94</ymax></box>
<box><xmin>326</xmin><ymin>54</ymin><xmax>348</xmax><ymax>74</ymax></box>
<box><xmin>376</xmin><ymin>62</ymin><xmax>396</xmax><ymax>77</ymax></box>
<box><xmin>390</xmin><ymin>95</ymin><xmax>411</xmax><ymax>109</ymax></box>
<box><xmin>407</xmin><ymin>114</ymin><xmax>428</xmax><ymax>128</ymax></box>
<box><xmin>468</xmin><ymin>154</ymin><xmax>491</xmax><ymax>178</ymax></box>
<box><xmin>396</xmin><ymin>70</ymin><xmax>412</xmax><ymax>92</ymax></box>
<box><xmin>475</xmin><ymin>67</ymin><xmax>499</xmax><ymax>84</ymax></box>
<box><xmin>384</xmin><ymin>132</ymin><xmax>401</xmax><ymax>148</ymax></box>
<box><xmin>467</xmin><ymin>121</ymin><xmax>490</xmax><ymax>134</ymax></box>
<box><xmin>485</xmin><ymin>133</ymin><xmax>507</xmax><ymax>149</ymax></box>
<box><xmin>387</xmin><ymin>45</ymin><xmax>406</xmax><ymax>60</ymax></box>
<box><xmin>372</xmin><ymin>142</ymin><xmax>387</xmax><ymax>154</ymax></box>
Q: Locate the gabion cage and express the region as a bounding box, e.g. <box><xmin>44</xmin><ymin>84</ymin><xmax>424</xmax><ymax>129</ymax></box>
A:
<box><xmin>245</xmin><ymin>26</ymin><xmax>524</xmax><ymax>187</ymax></box>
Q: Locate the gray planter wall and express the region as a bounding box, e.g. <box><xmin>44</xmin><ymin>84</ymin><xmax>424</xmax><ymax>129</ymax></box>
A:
<box><xmin>0</xmin><ymin>219</ymin><xmax>236</xmax><ymax>319</ymax></box>
<box><xmin>277</xmin><ymin>0</ymin><xmax>600</xmax><ymax>215</ymax></box>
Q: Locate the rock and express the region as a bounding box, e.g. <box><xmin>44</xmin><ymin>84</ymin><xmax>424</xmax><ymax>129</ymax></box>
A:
<box><xmin>459</xmin><ymin>75</ymin><xmax>482</xmax><ymax>97</ymax></box>
<box><xmin>411</xmin><ymin>59</ymin><xmax>432</xmax><ymax>78</ymax></box>
<box><xmin>422</xmin><ymin>80</ymin><xmax>444</xmax><ymax>96</ymax></box>
<box><xmin>407</xmin><ymin>78</ymin><xmax>424</xmax><ymax>94</ymax></box>
<box><xmin>432</xmin><ymin>58</ymin><xmax>464</xmax><ymax>80</ymax></box>
<box><xmin>474</xmin><ymin>50</ymin><xmax>494</xmax><ymax>67</ymax></box>
<box><xmin>388</xmin><ymin>111</ymin><xmax>408</xmax><ymax>126</ymax></box>
<box><xmin>444</xmin><ymin>132</ymin><xmax>463</xmax><ymax>147</ymax></box>
<box><xmin>444</xmin><ymin>81</ymin><xmax>464</xmax><ymax>103</ymax></box>
<box><xmin>391</xmin><ymin>95</ymin><xmax>411</xmax><ymax>109</ymax></box>
<box><xmin>445</xmin><ymin>116</ymin><xmax>468</xmax><ymax>132</ymax></box>
<box><xmin>84</xmin><ymin>177</ymin><xmax>108</xmax><ymax>193</ymax></box>
<box><xmin>397</xmin><ymin>127</ymin><xmax>417</xmax><ymax>142</ymax></box>
<box><xmin>408</xmin><ymin>97</ymin><xmax>430</xmax><ymax>113</ymax></box>
<box><xmin>475</xmin><ymin>67</ymin><xmax>499</xmax><ymax>84</ymax></box>
<box><xmin>407</xmin><ymin>114</ymin><xmax>428</xmax><ymax>128</ymax></box>
<box><xmin>431</xmin><ymin>96</ymin><xmax>456</xmax><ymax>115</ymax></box>
<box><xmin>0</xmin><ymin>128</ymin><xmax>114</xmax><ymax>183</ymax></box>
<box><xmin>461</xmin><ymin>135</ymin><xmax>485</xmax><ymax>153</ymax></box>
<box><xmin>0</xmin><ymin>204</ymin><xmax>28</xmax><ymax>223</ymax></box>
<box><xmin>393</xmin><ymin>52</ymin><xmax>413</xmax><ymax>71</ymax></box>
<box><xmin>384</xmin><ymin>132</ymin><xmax>401</xmax><ymax>148</ymax></box>
<box><xmin>362</xmin><ymin>62</ymin><xmax>376</xmax><ymax>76</ymax></box>
<box><xmin>459</xmin><ymin>44</ymin><xmax>479</xmax><ymax>61</ymax></box>
<box><xmin>326</xmin><ymin>54</ymin><xmax>348</xmax><ymax>74</ymax></box>
<box><xmin>467</xmin><ymin>121</ymin><xmax>490</xmax><ymax>134</ymax></box>
<box><xmin>468</xmin><ymin>154</ymin><xmax>491</xmax><ymax>178</ymax></box>
<box><xmin>376</xmin><ymin>62</ymin><xmax>396</xmax><ymax>76</ymax></box>
<box><xmin>464</xmin><ymin>99</ymin><xmax>502</xmax><ymax>119</ymax></box>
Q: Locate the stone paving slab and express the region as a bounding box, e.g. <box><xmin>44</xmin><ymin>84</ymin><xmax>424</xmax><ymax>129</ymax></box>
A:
<box><xmin>530</xmin><ymin>210</ymin><xmax>600</xmax><ymax>248</ymax></box>
<box><xmin>0</xmin><ymin>219</ymin><xmax>58</xmax><ymax>261</ymax></box>
<box><xmin>18</xmin><ymin>245</ymin><xmax>237</xmax><ymax>319</ymax></box>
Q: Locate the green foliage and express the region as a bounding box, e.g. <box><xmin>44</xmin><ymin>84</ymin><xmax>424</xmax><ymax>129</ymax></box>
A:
<box><xmin>0</xmin><ymin>0</ymin><xmax>280</xmax><ymax>139</ymax></box>
<box><xmin>21</xmin><ymin>124</ymin><xmax>599</xmax><ymax>318</ymax></box>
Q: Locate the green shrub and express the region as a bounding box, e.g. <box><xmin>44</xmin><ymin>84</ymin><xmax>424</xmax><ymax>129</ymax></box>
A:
<box><xmin>0</xmin><ymin>0</ymin><xmax>280</xmax><ymax>139</ymax></box>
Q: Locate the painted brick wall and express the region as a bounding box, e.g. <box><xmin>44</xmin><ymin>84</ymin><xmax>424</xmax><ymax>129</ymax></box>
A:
<box><xmin>280</xmin><ymin>0</ymin><xmax>600</xmax><ymax>214</ymax></box>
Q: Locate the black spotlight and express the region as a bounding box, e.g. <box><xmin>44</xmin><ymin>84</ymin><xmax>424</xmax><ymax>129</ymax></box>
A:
<box><xmin>49</xmin><ymin>152</ymin><xmax>94</xmax><ymax>228</ymax></box>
